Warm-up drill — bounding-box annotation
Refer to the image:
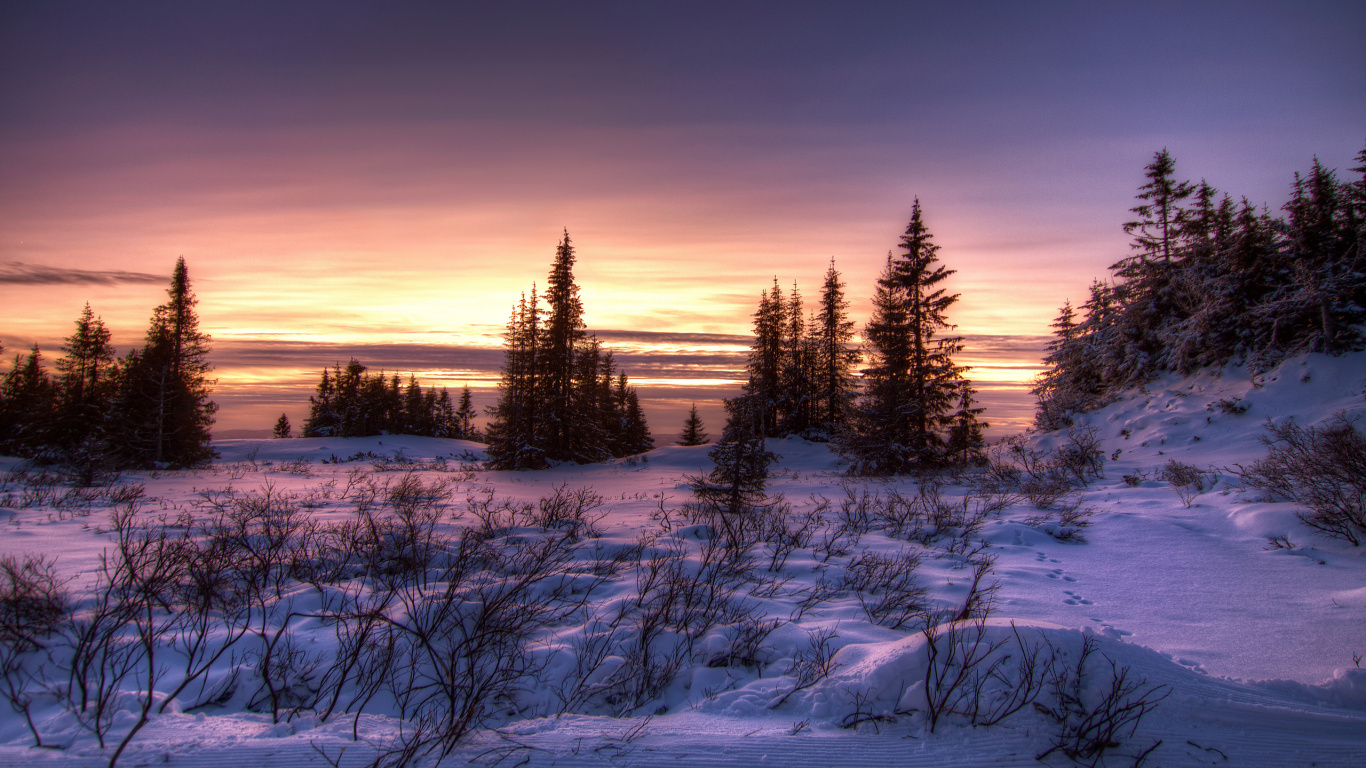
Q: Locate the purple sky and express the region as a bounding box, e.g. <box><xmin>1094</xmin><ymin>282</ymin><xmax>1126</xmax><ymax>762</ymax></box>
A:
<box><xmin>1</xmin><ymin>1</ymin><xmax>1363</xmax><ymax>436</ymax></box>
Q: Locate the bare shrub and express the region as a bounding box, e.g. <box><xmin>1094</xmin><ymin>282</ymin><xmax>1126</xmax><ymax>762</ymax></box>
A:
<box><xmin>1237</xmin><ymin>414</ymin><xmax>1366</xmax><ymax>545</ymax></box>
<box><xmin>841</xmin><ymin>550</ymin><xmax>926</xmax><ymax>629</ymax></box>
<box><xmin>1036</xmin><ymin>636</ymin><xmax>1169</xmax><ymax>767</ymax></box>
<box><xmin>532</xmin><ymin>483</ymin><xmax>607</xmax><ymax>540</ymax></box>
<box><xmin>1159</xmin><ymin>460</ymin><xmax>1209</xmax><ymax>507</ymax></box>
<box><xmin>770</xmin><ymin>627</ymin><xmax>842</xmax><ymax>709</ymax></box>
<box><xmin>0</xmin><ymin>554</ymin><xmax>67</xmax><ymax>747</ymax></box>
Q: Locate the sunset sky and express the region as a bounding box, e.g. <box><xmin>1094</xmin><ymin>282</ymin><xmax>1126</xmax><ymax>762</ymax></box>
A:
<box><xmin>2</xmin><ymin>2</ymin><xmax>1363</xmax><ymax>437</ymax></box>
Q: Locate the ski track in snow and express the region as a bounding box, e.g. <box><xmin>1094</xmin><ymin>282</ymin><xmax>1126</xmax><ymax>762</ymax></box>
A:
<box><xmin>2</xmin><ymin>351</ymin><xmax>1364</xmax><ymax>766</ymax></box>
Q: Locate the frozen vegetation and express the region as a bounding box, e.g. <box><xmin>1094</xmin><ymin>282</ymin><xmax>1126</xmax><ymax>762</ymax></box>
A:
<box><xmin>1</xmin><ymin>350</ymin><xmax>1364</xmax><ymax>768</ymax></box>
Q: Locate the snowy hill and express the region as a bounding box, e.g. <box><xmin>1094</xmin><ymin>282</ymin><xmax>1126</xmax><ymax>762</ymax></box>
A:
<box><xmin>1</xmin><ymin>352</ymin><xmax>1364</xmax><ymax>767</ymax></box>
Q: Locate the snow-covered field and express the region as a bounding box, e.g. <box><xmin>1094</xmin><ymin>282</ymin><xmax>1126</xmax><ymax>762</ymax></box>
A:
<box><xmin>2</xmin><ymin>352</ymin><xmax>1364</xmax><ymax>767</ymax></box>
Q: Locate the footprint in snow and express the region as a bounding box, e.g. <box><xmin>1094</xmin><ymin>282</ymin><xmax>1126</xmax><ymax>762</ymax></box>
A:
<box><xmin>1063</xmin><ymin>589</ymin><xmax>1093</xmax><ymax>606</ymax></box>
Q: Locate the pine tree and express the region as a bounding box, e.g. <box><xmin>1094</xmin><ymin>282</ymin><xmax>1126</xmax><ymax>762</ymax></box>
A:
<box><xmin>273</xmin><ymin>413</ymin><xmax>292</xmax><ymax>439</ymax></box>
<box><xmin>690</xmin><ymin>394</ymin><xmax>776</xmax><ymax>516</ymax></box>
<box><xmin>812</xmin><ymin>259</ymin><xmax>859</xmax><ymax>435</ymax></box>
<box><xmin>945</xmin><ymin>383</ymin><xmax>987</xmax><ymax>465</ymax></box>
<box><xmin>779</xmin><ymin>282</ymin><xmax>816</xmax><ymax>436</ymax></box>
<box><xmin>541</xmin><ymin>230</ymin><xmax>587</xmax><ymax>459</ymax></box>
<box><xmin>840</xmin><ymin>200</ymin><xmax>967</xmax><ymax>474</ymax></box>
<box><xmin>746</xmin><ymin>279</ymin><xmax>786</xmax><ymax>436</ymax></box>
<box><xmin>116</xmin><ymin>258</ymin><xmax>217</xmax><ymax>467</ymax></box>
<box><xmin>53</xmin><ymin>304</ymin><xmax>118</xmax><ymax>473</ymax></box>
<box><xmin>303</xmin><ymin>366</ymin><xmax>339</xmax><ymax>437</ymax></box>
<box><xmin>455</xmin><ymin>385</ymin><xmax>477</xmax><ymax>440</ymax></box>
<box><xmin>485</xmin><ymin>290</ymin><xmax>548</xmax><ymax>469</ymax></box>
<box><xmin>621</xmin><ymin>384</ymin><xmax>653</xmax><ymax>456</ymax></box>
<box><xmin>678</xmin><ymin>404</ymin><xmax>708</xmax><ymax>446</ymax></box>
<box><xmin>0</xmin><ymin>345</ymin><xmax>56</xmax><ymax>457</ymax></box>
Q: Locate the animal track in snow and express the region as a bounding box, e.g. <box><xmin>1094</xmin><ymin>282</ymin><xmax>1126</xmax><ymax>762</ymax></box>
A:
<box><xmin>1062</xmin><ymin>589</ymin><xmax>1093</xmax><ymax>606</ymax></box>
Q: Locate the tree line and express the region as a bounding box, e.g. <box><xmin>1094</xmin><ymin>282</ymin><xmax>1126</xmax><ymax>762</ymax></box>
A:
<box><xmin>299</xmin><ymin>361</ymin><xmax>479</xmax><ymax>440</ymax></box>
<box><xmin>0</xmin><ymin>258</ymin><xmax>216</xmax><ymax>477</ymax></box>
<box><xmin>1034</xmin><ymin>146</ymin><xmax>1366</xmax><ymax>430</ymax></box>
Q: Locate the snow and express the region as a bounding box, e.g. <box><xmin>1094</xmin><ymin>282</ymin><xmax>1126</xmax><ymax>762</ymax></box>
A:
<box><xmin>2</xmin><ymin>351</ymin><xmax>1364</xmax><ymax>767</ymax></box>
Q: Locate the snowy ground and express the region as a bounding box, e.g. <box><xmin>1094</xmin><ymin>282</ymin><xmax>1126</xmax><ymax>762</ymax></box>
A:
<box><xmin>2</xmin><ymin>351</ymin><xmax>1364</xmax><ymax>767</ymax></box>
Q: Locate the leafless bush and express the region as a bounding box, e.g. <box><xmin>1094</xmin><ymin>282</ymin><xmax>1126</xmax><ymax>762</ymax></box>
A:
<box><xmin>379</xmin><ymin>528</ymin><xmax>585</xmax><ymax>763</ymax></box>
<box><xmin>274</xmin><ymin>457</ymin><xmax>313</xmax><ymax>475</ymax></box>
<box><xmin>1025</xmin><ymin>498</ymin><xmax>1095</xmax><ymax>543</ymax></box>
<box><xmin>1237</xmin><ymin>414</ymin><xmax>1366</xmax><ymax>545</ymax></box>
<box><xmin>770</xmin><ymin>627</ymin><xmax>842</xmax><ymax>709</ymax></box>
<box><xmin>842</xmin><ymin>550</ymin><xmax>927</xmax><ymax>630</ymax></box>
<box><xmin>1159</xmin><ymin>460</ymin><xmax>1209</xmax><ymax>507</ymax></box>
<box><xmin>464</xmin><ymin>489</ymin><xmax>532</xmax><ymax>533</ymax></box>
<box><xmin>762</xmin><ymin>503</ymin><xmax>821</xmax><ymax>572</ymax></box>
<box><xmin>0</xmin><ymin>554</ymin><xmax>67</xmax><ymax>747</ymax></box>
<box><xmin>531</xmin><ymin>483</ymin><xmax>607</xmax><ymax>540</ymax></box>
<box><xmin>1036</xmin><ymin>636</ymin><xmax>1169</xmax><ymax>767</ymax></box>
<box><xmin>708</xmin><ymin>613</ymin><xmax>784</xmax><ymax>669</ymax></box>
<box><xmin>1056</xmin><ymin>426</ymin><xmax>1106</xmax><ymax>484</ymax></box>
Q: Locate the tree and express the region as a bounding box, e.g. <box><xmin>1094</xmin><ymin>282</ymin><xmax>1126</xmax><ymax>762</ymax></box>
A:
<box><xmin>272</xmin><ymin>414</ymin><xmax>291</xmax><ymax>439</ymax></box>
<box><xmin>812</xmin><ymin>259</ymin><xmax>859</xmax><ymax>435</ymax></box>
<box><xmin>690</xmin><ymin>394</ymin><xmax>776</xmax><ymax>516</ymax></box>
<box><xmin>839</xmin><ymin>200</ymin><xmax>967</xmax><ymax>474</ymax></box>
<box><xmin>115</xmin><ymin>258</ymin><xmax>217</xmax><ymax>467</ymax></box>
<box><xmin>455</xmin><ymin>385</ymin><xmax>478</xmax><ymax>440</ymax></box>
<box><xmin>0</xmin><ymin>345</ymin><xmax>56</xmax><ymax>457</ymax></box>
<box><xmin>540</xmin><ymin>230</ymin><xmax>587</xmax><ymax>459</ymax></box>
<box><xmin>746</xmin><ymin>279</ymin><xmax>787</xmax><ymax>436</ymax></box>
<box><xmin>52</xmin><ymin>305</ymin><xmax>118</xmax><ymax>476</ymax></box>
<box><xmin>678</xmin><ymin>404</ymin><xmax>708</xmax><ymax>446</ymax></box>
<box><xmin>945</xmin><ymin>383</ymin><xmax>987</xmax><ymax>465</ymax></box>
<box><xmin>485</xmin><ymin>290</ymin><xmax>548</xmax><ymax>469</ymax></box>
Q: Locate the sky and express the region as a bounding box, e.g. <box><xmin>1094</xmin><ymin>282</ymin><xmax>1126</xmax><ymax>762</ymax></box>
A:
<box><xmin>1</xmin><ymin>1</ymin><xmax>1363</xmax><ymax>437</ymax></box>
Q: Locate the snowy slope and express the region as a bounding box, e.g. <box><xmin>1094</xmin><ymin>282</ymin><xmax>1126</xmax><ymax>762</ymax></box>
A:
<box><xmin>1</xmin><ymin>352</ymin><xmax>1363</xmax><ymax>767</ymax></box>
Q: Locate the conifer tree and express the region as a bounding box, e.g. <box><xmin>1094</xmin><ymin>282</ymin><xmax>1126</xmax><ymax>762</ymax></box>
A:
<box><xmin>690</xmin><ymin>394</ymin><xmax>776</xmax><ymax>516</ymax></box>
<box><xmin>273</xmin><ymin>413</ymin><xmax>292</xmax><ymax>439</ymax></box>
<box><xmin>746</xmin><ymin>279</ymin><xmax>786</xmax><ymax>435</ymax></box>
<box><xmin>813</xmin><ymin>259</ymin><xmax>859</xmax><ymax>434</ymax></box>
<box><xmin>0</xmin><ymin>345</ymin><xmax>56</xmax><ymax>457</ymax></box>
<box><xmin>945</xmin><ymin>383</ymin><xmax>987</xmax><ymax>465</ymax></box>
<box><xmin>116</xmin><ymin>258</ymin><xmax>216</xmax><ymax>467</ymax></box>
<box><xmin>485</xmin><ymin>290</ymin><xmax>548</xmax><ymax>469</ymax></box>
<box><xmin>455</xmin><ymin>385</ymin><xmax>477</xmax><ymax>440</ymax></box>
<box><xmin>541</xmin><ymin>230</ymin><xmax>587</xmax><ymax>458</ymax></box>
<box><xmin>678</xmin><ymin>404</ymin><xmax>708</xmax><ymax>446</ymax></box>
<box><xmin>780</xmin><ymin>282</ymin><xmax>816</xmax><ymax>436</ymax></box>
<box><xmin>54</xmin><ymin>304</ymin><xmax>117</xmax><ymax>472</ymax></box>
<box><xmin>840</xmin><ymin>200</ymin><xmax>967</xmax><ymax>474</ymax></box>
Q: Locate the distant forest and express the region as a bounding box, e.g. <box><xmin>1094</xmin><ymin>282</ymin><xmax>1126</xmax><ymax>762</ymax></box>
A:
<box><xmin>2</xmin><ymin>145</ymin><xmax>1362</xmax><ymax>475</ymax></box>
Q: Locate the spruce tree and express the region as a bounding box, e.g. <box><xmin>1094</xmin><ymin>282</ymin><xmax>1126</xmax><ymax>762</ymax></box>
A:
<box><xmin>541</xmin><ymin>230</ymin><xmax>587</xmax><ymax>458</ymax></box>
<box><xmin>690</xmin><ymin>394</ymin><xmax>776</xmax><ymax>516</ymax></box>
<box><xmin>0</xmin><ymin>345</ymin><xmax>56</xmax><ymax>457</ymax></box>
<box><xmin>273</xmin><ymin>413</ymin><xmax>292</xmax><ymax>439</ymax></box>
<box><xmin>54</xmin><ymin>304</ymin><xmax>117</xmax><ymax>473</ymax></box>
<box><xmin>839</xmin><ymin>200</ymin><xmax>967</xmax><ymax>474</ymax></box>
<box><xmin>485</xmin><ymin>290</ymin><xmax>548</xmax><ymax>469</ymax></box>
<box><xmin>678</xmin><ymin>404</ymin><xmax>708</xmax><ymax>446</ymax></box>
<box><xmin>945</xmin><ymin>383</ymin><xmax>987</xmax><ymax>465</ymax></box>
<box><xmin>116</xmin><ymin>258</ymin><xmax>217</xmax><ymax>467</ymax></box>
<box><xmin>455</xmin><ymin>385</ymin><xmax>477</xmax><ymax>440</ymax></box>
<box><xmin>813</xmin><ymin>259</ymin><xmax>859</xmax><ymax>435</ymax></box>
<box><xmin>746</xmin><ymin>279</ymin><xmax>786</xmax><ymax>436</ymax></box>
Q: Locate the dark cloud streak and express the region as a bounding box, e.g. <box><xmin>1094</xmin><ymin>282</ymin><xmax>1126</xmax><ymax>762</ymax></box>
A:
<box><xmin>0</xmin><ymin>261</ymin><xmax>165</xmax><ymax>286</ymax></box>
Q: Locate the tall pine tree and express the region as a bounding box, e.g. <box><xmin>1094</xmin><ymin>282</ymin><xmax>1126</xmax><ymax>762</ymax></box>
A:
<box><xmin>840</xmin><ymin>200</ymin><xmax>971</xmax><ymax>474</ymax></box>
<box><xmin>116</xmin><ymin>258</ymin><xmax>217</xmax><ymax>468</ymax></box>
